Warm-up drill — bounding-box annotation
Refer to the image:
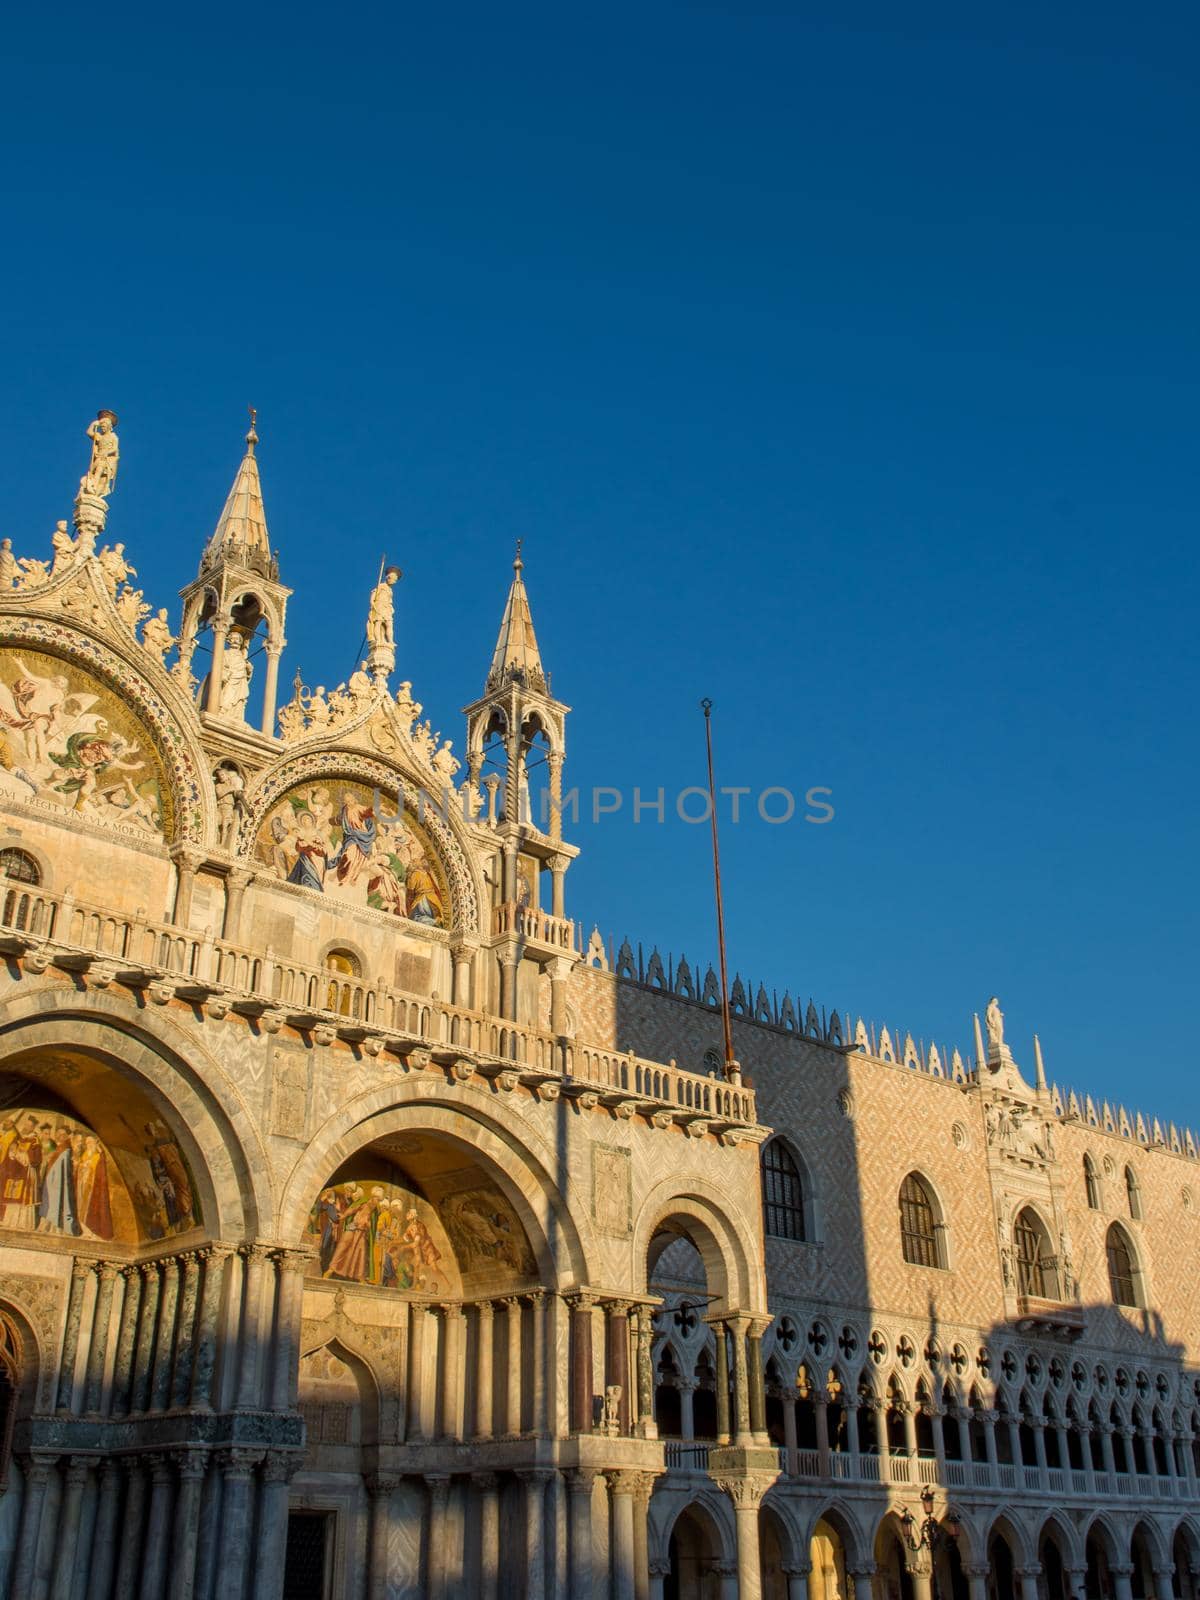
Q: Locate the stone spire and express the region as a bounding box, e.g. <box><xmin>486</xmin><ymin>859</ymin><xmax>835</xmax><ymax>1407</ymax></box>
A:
<box><xmin>199</xmin><ymin>408</ymin><xmax>276</xmax><ymax>581</ymax></box>
<box><xmin>486</xmin><ymin>541</ymin><xmax>545</xmax><ymax>692</ymax></box>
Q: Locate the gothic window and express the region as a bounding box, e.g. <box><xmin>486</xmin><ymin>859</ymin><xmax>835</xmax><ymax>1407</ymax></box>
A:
<box><xmin>0</xmin><ymin>849</ymin><xmax>40</xmax><ymax>935</ymax></box>
<box><xmin>899</xmin><ymin>1172</ymin><xmax>943</xmax><ymax>1268</ymax></box>
<box><xmin>1124</xmin><ymin>1166</ymin><xmax>1143</xmax><ymax>1222</ymax></box>
<box><xmin>1083</xmin><ymin>1154</ymin><xmax>1101</xmax><ymax>1210</ymax></box>
<box><xmin>762</xmin><ymin>1140</ymin><xmax>806</xmax><ymax>1242</ymax></box>
<box><xmin>1106</xmin><ymin>1224</ymin><xmax>1139</xmax><ymax>1308</ymax></box>
<box><xmin>1013</xmin><ymin>1207</ymin><xmax>1059</xmax><ymax>1300</ymax></box>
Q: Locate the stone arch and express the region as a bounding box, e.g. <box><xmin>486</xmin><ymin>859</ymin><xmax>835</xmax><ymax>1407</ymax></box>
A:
<box><xmin>1129</xmin><ymin>1519</ymin><xmax>1170</xmax><ymax>1580</ymax></box>
<box><xmin>279</xmin><ymin>1085</ymin><xmax>595</xmax><ymax>1290</ymax></box>
<box><xmin>761</xmin><ymin>1497</ymin><xmax>803</xmax><ymax>1598</ymax></box>
<box><xmin>634</xmin><ymin>1174</ymin><xmax>761</xmax><ymax>1314</ymax></box>
<box><xmin>296</xmin><ymin>1332</ymin><xmax>382</xmax><ymax>1451</ymax></box>
<box><xmin>649</xmin><ymin>1488</ymin><xmax>736</xmax><ymax>1588</ymax></box>
<box><xmin>0</xmin><ymin>613</ymin><xmax>215</xmax><ymax>844</ymax></box>
<box><xmin>1038</xmin><ymin>1512</ymin><xmax>1084</xmax><ymax>1574</ymax></box>
<box><xmin>804</xmin><ymin>1501</ymin><xmax>868</xmax><ymax>1571</ymax></box>
<box><xmin>0</xmin><ymin>987</ymin><xmax>269</xmax><ymax>1238</ymax></box>
<box><xmin>241</xmin><ymin>752</ymin><xmax>483</xmax><ymax>934</ymax></box>
<box><xmin>986</xmin><ymin>1510</ymin><xmax>1036</xmax><ymax>1569</ymax></box>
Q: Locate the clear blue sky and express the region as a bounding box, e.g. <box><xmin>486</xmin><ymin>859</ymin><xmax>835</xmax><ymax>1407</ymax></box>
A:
<box><xmin>2</xmin><ymin>5</ymin><xmax>1197</xmax><ymax>1123</ymax></box>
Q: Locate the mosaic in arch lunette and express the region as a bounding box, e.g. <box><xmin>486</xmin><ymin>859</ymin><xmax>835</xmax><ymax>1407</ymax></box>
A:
<box><xmin>305</xmin><ymin>1181</ymin><xmax>448</xmax><ymax>1293</ymax></box>
<box><xmin>0</xmin><ymin>1101</ymin><xmax>198</xmax><ymax>1244</ymax></box>
<box><xmin>254</xmin><ymin>779</ymin><xmax>448</xmax><ymax>926</ymax></box>
<box><xmin>0</xmin><ymin>646</ymin><xmax>166</xmax><ymax>835</ymax></box>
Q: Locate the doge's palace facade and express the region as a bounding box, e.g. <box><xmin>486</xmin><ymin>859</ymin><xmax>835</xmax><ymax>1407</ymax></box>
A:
<box><xmin>0</xmin><ymin>416</ymin><xmax>1195</xmax><ymax>1600</ymax></box>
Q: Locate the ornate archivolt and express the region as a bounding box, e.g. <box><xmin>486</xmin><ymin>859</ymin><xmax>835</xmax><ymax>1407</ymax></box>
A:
<box><xmin>242</xmin><ymin>751</ymin><xmax>482</xmax><ymax>936</ymax></box>
<box><xmin>0</xmin><ymin>609</ymin><xmax>213</xmax><ymax>845</ymax></box>
<box><xmin>277</xmin><ymin>1089</ymin><xmax>598</xmax><ymax>1290</ymax></box>
<box><xmin>632</xmin><ymin>1174</ymin><xmax>765</xmax><ymax>1316</ymax></box>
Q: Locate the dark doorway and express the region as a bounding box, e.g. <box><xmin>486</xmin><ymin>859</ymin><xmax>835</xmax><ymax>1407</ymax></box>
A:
<box><xmin>284</xmin><ymin>1511</ymin><xmax>333</xmax><ymax>1600</ymax></box>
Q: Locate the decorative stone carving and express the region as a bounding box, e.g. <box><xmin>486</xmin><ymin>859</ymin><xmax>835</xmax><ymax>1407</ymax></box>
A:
<box><xmin>218</xmin><ymin>633</ymin><xmax>253</xmax><ymax>720</ymax></box>
<box><xmin>80</xmin><ymin>411</ymin><xmax>120</xmax><ymax>499</ymax></box>
<box><xmin>140</xmin><ymin>607</ymin><xmax>175</xmax><ymax>665</ymax></box>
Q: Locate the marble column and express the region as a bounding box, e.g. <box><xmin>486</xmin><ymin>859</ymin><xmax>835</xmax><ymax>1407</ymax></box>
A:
<box><xmin>91</xmin><ymin>1458</ymin><xmax>124</xmax><ymax>1600</ymax></box>
<box><xmin>211</xmin><ymin>1448</ymin><xmax>263</xmax><ymax>1598</ymax></box>
<box><xmin>909</xmin><ymin>1567</ymin><xmax>933</xmax><ymax>1600</ymax></box>
<box><xmin>520</xmin><ymin>1469</ymin><xmax>553</xmax><ymax>1600</ymax></box>
<box><xmin>408</xmin><ymin>1302</ymin><xmax>430</xmax><ymax>1441</ymax></box>
<box><xmin>983</xmin><ymin>1409</ymin><xmax>1000</xmax><ymax>1474</ymax></box>
<box><xmin>569</xmin><ymin>1293</ymin><xmax>595</xmax><ymax>1433</ymax></box>
<box><xmin>474</xmin><ymin>1301</ymin><xmax>495</xmax><ymax>1439</ymax></box>
<box><xmin>649</xmin><ymin>1559</ymin><xmax>672</xmax><ymax>1600</ymax></box>
<box><xmin>784</xmin><ymin>1563</ymin><xmax>812</xmax><ymax>1600</ymax></box>
<box><xmin>110</xmin><ymin>1265</ymin><xmax>143</xmax><ymax>1417</ymax></box>
<box><xmin>204</xmin><ymin>621</ymin><xmax>228</xmax><ymax>715</ymax></box>
<box><xmin>191</xmin><ymin>1245</ymin><xmax>232</xmax><ymax>1409</ymax></box>
<box><xmin>721</xmin><ymin>1478</ymin><xmax>765</xmax><ymax>1600</ymax></box>
<box><xmin>505</xmin><ymin>1296</ymin><xmax>524</xmax><ymax>1436</ymax></box>
<box><xmin>568</xmin><ymin>1468</ymin><xmax>597</xmax><ymax>1600</ymax></box>
<box><xmin>632</xmin><ymin>1473</ymin><xmax>653</xmax><ymax>1600</ymax></box>
<box><xmin>747</xmin><ymin>1328</ymin><xmax>767</xmax><ymax>1440</ymax></box>
<box><xmin>235</xmin><ymin>1245</ymin><xmax>270</xmax><ymax>1409</ymax></box>
<box><xmin>171</xmin><ymin>1452</ymin><xmax>208</xmax><ymax>1600</ymax></box>
<box><xmin>955</xmin><ymin>1408</ymin><xmax>972</xmax><ymax>1468</ymax></box>
<box><xmin>731</xmin><ymin>1323</ymin><xmax>752</xmax><ymax>1443</ymax></box>
<box><xmin>499</xmin><ymin>949</ymin><xmax>518</xmax><ymax>1023</ymax></box>
<box><xmin>714</xmin><ymin>1323</ymin><xmax>731</xmax><ymax>1443</ymax></box>
<box><xmin>440</xmin><ymin>1304</ymin><xmax>466</xmax><ymax>1440</ymax></box>
<box><xmin>254</xmin><ymin>1453</ymin><xmax>294</xmax><ymax>1600</ymax></box>
<box><xmin>1017</xmin><ymin>1565</ymin><xmax>1044</xmax><ymax>1600</ymax></box>
<box><xmin>1032</xmin><ymin>1418</ymin><xmax>1050</xmax><ymax>1480</ymax></box>
<box><xmin>171</xmin><ymin>1253</ymin><xmax>203</xmax><ymax>1409</ymax></box>
<box><xmin>260</xmin><ymin>643</ymin><xmax>283</xmax><ymax>737</ymax></box>
<box><xmin>783</xmin><ymin>1388</ymin><xmax>799</xmax><ymax>1474</ymax></box>
<box><xmin>475</xmin><ymin>1472</ymin><xmax>501</xmax><ymax>1600</ymax></box>
<box><xmin>171</xmin><ymin>848</ymin><xmax>204</xmax><ymax>928</ymax></box>
<box><xmin>452</xmin><ymin>947</ymin><xmax>474</xmax><ymax>1008</ymax></box>
<box><xmin>1152</xmin><ymin>1568</ymin><xmax>1177</xmax><ymax>1600</ymax></box>
<box><xmin>902</xmin><ymin>1403</ymin><xmax>919</xmax><ymax>1460</ymax></box>
<box><xmin>84</xmin><ymin>1262</ymin><xmax>120</xmax><ymax>1414</ymax></box>
<box><xmin>814</xmin><ymin>1388</ymin><xmax>830</xmax><ymax>1474</ymax></box>
<box><xmin>112</xmin><ymin>1457</ymin><xmax>148</xmax><ymax>1598</ymax></box>
<box><xmin>55</xmin><ymin>1260</ymin><xmax>92</xmax><ymax>1412</ymax></box>
<box><xmin>530</xmin><ymin>1293</ymin><xmax>549</xmax><ymax>1436</ymax></box>
<box><xmin>366</xmin><ymin>1473</ymin><xmax>399</xmax><ymax>1600</ymax></box>
<box><xmin>51</xmin><ymin>1456</ymin><xmax>90</xmax><ymax>1600</ymax></box>
<box><xmin>606</xmin><ymin>1471</ymin><xmax>638</xmax><ymax>1600</ymax></box>
<box><xmin>850</xmin><ymin>1564</ymin><xmax>878</xmax><ymax>1600</ymax></box>
<box><xmin>222</xmin><ymin>868</ymin><xmax>252</xmax><ymax>942</ymax></box>
<box><xmin>426</xmin><ymin>1475</ymin><xmax>452</xmax><ymax>1600</ymax></box>
<box><xmin>139</xmin><ymin>1453</ymin><xmax>175</xmax><ymax>1600</ymax></box>
<box><xmin>130</xmin><ymin>1262</ymin><xmax>162</xmax><ymax>1414</ymax></box>
<box><xmin>270</xmin><ymin>1249</ymin><xmax>307</xmax><ymax>1412</ymax></box>
<box><xmin>605</xmin><ymin>1301</ymin><xmax>631</xmax><ymax>1436</ymax></box>
<box><xmin>963</xmin><ymin>1563</ymin><xmax>990</xmax><ymax>1600</ymax></box>
<box><xmin>1111</xmin><ymin>1565</ymin><xmax>1136</xmax><ymax>1600</ymax></box>
<box><xmin>680</xmin><ymin>1379</ymin><xmax>697</xmax><ymax>1441</ymax></box>
<box><xmin>1101</xmin><ymin>1424</ymin><xmax>1118</xmax><ymax>1479</ymax></box>
<box><xmin>149</xmin><ymin>1258</ymin><xmax>182</xmax><ymax>1412</ymax></box>
<box><xmin>10</xmin><ymin>1456</ymin><xmax>55</xmax><ymax>1600</ymax></box>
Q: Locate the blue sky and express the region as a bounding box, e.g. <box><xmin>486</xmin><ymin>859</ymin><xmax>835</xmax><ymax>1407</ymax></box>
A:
<box><xmin>2</xmin><ymin>4</ymin><xmax>1197</xmax><ymax>1122</ymax></box>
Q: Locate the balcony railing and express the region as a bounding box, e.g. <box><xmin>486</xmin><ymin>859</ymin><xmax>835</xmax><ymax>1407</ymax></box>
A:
<box><xmin>664</xmin><ymin>1442</ymin><xmax>711</xmax><ymax>1471</ymax></box>
<box><xmin>491</xmin><ymin>901</ymin><xmax>577</xmax><ymax>951</ymax></box>
<box><xmin>769</xmin><ymin>1448</ymin><xmax>1197</xmax><ymax>1503</ymax></box>
<box><xmin>0</xmin><ymin>884</ymin><xmax>758</xmax><ymax>1129</ymax></box>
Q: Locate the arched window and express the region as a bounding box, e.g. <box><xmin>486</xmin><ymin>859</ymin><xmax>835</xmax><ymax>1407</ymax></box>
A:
<box><xmin>1106</xmin><ymin>1223</ymin><xmax>1139</xmax><ymax>1307</ymax></box>
<box><xmin>1083</xmin><ymin>1154</ymin><xmax>1101</xmax><ymax>1210</ymax></box>
<box><xmin>324</xmin><ymin>949</ymin><xmax>362</xmax><ymax>1017</ymax></box>
<box><xmin>899</xmin><ymin>1172</ymin><xmax>943</xmax><ymax>1268</ymax></box>
<box><xmin>1013</xmin><ymin>1207</ymin><xmax>1060</xmax><ymax>1300</ymax></box>
<box><xmin>0</xmin><ymin>1313</ymin><xmax>21</xmax><ymax>1489</ymax></box>
<box><xmin>0</xmin><ymin>849</ymin><xmax>41</xmax><ymax>935</ymax></box>
<box><xmin>1124</xmin><ymin>1166</ymin><xmax>1143</xmax><ymax>1222</ymax></box>
<box><xmin>762</xmin><ymin>1140</ymin><xmax>806</xmax><ymax>1241</ymax></box>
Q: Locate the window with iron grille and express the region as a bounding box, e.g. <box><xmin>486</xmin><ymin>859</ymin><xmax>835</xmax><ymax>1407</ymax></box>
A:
<box><xmin>899</xmin><ymin>1173</ymin><xmax>940</xmax><ymax>1267</ymax></box>
<box><xmin>762</xmin><ymin>1141</ymin><xmax>806</xmax><ymax>1241</ymax></box>
<box><xmin>0</xmin><ymin>849</ymin><xmax>39</xmax><ymax>885</ymax></box>
<box><xmin>1014</xmin><ymin>1208</ymin><xmax>1056</xmax><ymax>1299</ymax></box>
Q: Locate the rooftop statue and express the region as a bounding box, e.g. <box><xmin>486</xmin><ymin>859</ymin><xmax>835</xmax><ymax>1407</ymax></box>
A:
<box><xmin>366</xmin><ymin>566</ymin><xmax>400</xmax><ymax>650</ymax></box>
<box><xmin>985</xmin><ymin>995</ymin><xmax>1005</xmax><ymax>1055</ymax></box>
<box><xmin>81</xmin><ymin>410</ymin><xmax>120</xmax><ymax>499</ymax></box>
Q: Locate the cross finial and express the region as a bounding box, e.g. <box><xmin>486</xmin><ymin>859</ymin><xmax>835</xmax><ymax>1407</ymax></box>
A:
<box><xmin>246</xmin><ymin>406</ymin><xmax>259</xmax><ymax>452</ymax></box>
<box><xmin>514</xmin><ymin>537</ymin><xmax>524</xmax><ymax>572</ymax></box>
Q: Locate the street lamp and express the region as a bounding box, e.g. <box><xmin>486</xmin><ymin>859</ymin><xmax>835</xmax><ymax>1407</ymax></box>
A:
<box><xmin>900</xmin><ymin>1487</ymin><xmax>961</xmax><ymax>1600</ymax></box>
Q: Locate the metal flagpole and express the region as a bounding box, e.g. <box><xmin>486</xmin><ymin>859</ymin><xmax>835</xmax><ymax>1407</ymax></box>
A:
<box><xmin>701</xmin><ymin>698</ymin><xmax>739</xmax><ymax>1083</ymax></box>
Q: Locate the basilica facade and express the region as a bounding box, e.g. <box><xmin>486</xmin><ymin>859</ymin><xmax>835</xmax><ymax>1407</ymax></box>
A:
<box><xmin>0</xmin><ymin>416</ymin><xmax>1195</xmax><ymax>1600</ymax></box>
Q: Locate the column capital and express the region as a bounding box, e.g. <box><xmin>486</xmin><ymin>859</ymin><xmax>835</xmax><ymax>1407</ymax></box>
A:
<box><xmin>1014</xmin><ymin>1569</ymin><xmax>1043</xmax><ymax>1582</ymax></box>
<box><xmin>516</xmin><ymin>1467</ymin><xmax>556</xmax><ymax>1486</ymax></box>
<box><xmin>472</xmin><ymin>1470</ymin><xmax>501</xmax><ymax>1491</ymax></box>
<box><xmin>783</xmin><ymin>1563</ymin><xmax>813</xmax><ymax>1579</ymax></box>
<box><xmin>848</xmin><ymin>1564</ymin><xmax>879</xmax><ymax>1579</ymax></box>
<box><xmin>566</xmin><ymin>1290</ymin><xmax>598</xmax><ymax>1312</ymax></box>
<box><xmin>566</xmin><ymin>1467</ymin><xmax>598</xmax><ymax>1496</ymax></box>
<box><xmin>602</xmin><ymin>1298</ymin><xmax>634</xmax><ymax>1318</ymax></box>
<box><xmin>64</xmin><ymin>1454</ymin><xmax>91</xmax><ymax>1487</ymax></box>
<box><xmin>366</xmin><ymin>1471</ymin><xmax>400</xmax><ymax>1498</ymax></box>
<box><xmin>271</xmin><ymin>1245</ymin><xmax>316</xmax><ymax>1273</ymax></box>
<box><xmin>261</xmin><ymin>1451</ymin><xmax>298</xmax><ymax>1485</ymax></box>
<box><xmin>603</xmin><ymin>1469</ymin><xmax>645</xmax><ymax>1496</ymax></box>
<box><xmin>961</xmin><ymin>1565</ymin><xmax>991</xmax><ymax>1580</ymax></box>
<box><xmin>71</xmin><ymin>1258</ymin><xmax>95</xmax><ymax>1284</ymax></box>
<box><xmin>426</xmin><ymin>1473</ymin><xmax>452</xmax><ymax>1505</ymax></box>
<box><xmin>713</xmin><ymin>1473</ymin><xmax>771</xmax><ymax>1509</ymax></box>
<box><xmin>173</xmin><ymin>1449</ymin><xmax>208</xmax><ymax>1481</ymax></box>
<box><xmin>217</xmin><ymin>1447</ymin><xmax>265</xmax><ymax>1480</ymax></box>
<box><xmin>145</xmin><ymin>1452</ymin><xmax>174</xmax><ymax>1485</ymax></box>
<box><xmin>476</xmin><ymin>1298</ymin><xmax>495</xmax><ymax>1319</ymax></box>
<box><xmin>1108</xmin><ymin>1566</ymin><xmax>1136</xmax><ymax>1579</ymax></box>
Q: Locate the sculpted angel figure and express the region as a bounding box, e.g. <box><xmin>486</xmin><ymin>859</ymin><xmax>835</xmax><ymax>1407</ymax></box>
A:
<box><xmin>115</xmin><ymin>586</ymin><xmax>151</xmax><ymax>631</ymax></box>
<box><xmin>81</xmin><ymin>411</ymin><xmax>120</xmax><ymax>498</ymax></box>
<box><xmin>393</xmin><ymin>680</ymin><xmax>421</xmax><ymax>732</ymax></box>
<box><xmin>97</xmin><ymin>543</ymin><xmax>136</xmax><ymax>596</ymax></box>
<box><xmin>431</xmin><ymin>739</ymin><xmax>460</xmax><ymax>785</ymax></box>
<box><xmin>50</xmin><ymin>521</ymin><xmax>78</xmax><ymax>576</ymax></box>
<box><xmin>366</xmin><ymin>566</ymin><xmax>400</xmax><ymax>648</ymax></box>
<box><xmin>140</xmin><ymin>608</ymin><xmax>175</xmax><ymax>665</ymax></box>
